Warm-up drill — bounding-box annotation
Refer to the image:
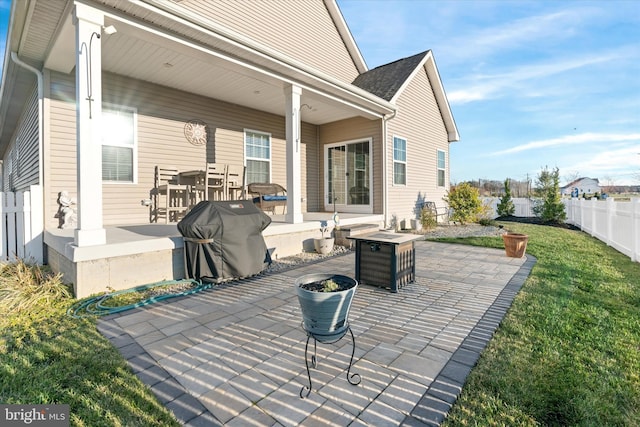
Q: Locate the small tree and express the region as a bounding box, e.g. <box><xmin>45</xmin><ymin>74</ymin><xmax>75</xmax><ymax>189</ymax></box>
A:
<box><xmin>532</xmin><ymin>166</ymin><xmax>566</xmax><ymax>223</ymax></box>
<box><xmin>497</xmin><ymin>178</ymin><xmax>516</xmax><ymax>217</ymax></box>
<box><xmin>443</xmin><ymin>182</ymin><xmax>483</xmax><ymax>224</ymax></box>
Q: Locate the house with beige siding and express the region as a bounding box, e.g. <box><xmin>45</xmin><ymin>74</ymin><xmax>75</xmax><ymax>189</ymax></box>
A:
<box><xmin>0</xmin><ymin>0</ymin><xmax>458</xmax><ymax>297</ymax></box>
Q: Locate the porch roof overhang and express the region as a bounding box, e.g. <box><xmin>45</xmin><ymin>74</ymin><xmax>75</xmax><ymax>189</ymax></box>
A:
<box><xmin>0</xmin><ymin>0</ymin><xmax>396</xmax><ymax>154</ymax></box>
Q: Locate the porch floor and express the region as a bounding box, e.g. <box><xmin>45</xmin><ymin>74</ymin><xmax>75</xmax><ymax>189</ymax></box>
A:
<box><xmin>97</xmin><ymin>242</ymin><xmax>534</xmax><ymax>426</ymax></box>
<box><xmin>45</xmin><ymin>212</ymin><xmax>384</xmax><ymax>262</ymax></box>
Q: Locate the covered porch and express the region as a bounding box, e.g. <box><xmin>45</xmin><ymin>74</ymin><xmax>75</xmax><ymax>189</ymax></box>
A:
<box><xmin>51</xmin><ymin>1</ymin><xmax>394</xmax><ymax>248</ymax></box>
<box><xmin>45</xmin><ymin>212</ymin><xmax>384</xmax><ymax>298</ymax></box>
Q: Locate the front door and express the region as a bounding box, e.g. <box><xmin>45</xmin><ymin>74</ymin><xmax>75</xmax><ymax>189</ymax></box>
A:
<box><xmin>325</xmin><ymin>139</ymin><xmax>372</xmax><ymax>213</ymax></box>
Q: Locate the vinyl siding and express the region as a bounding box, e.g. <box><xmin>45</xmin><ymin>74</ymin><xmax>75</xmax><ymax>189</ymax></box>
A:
<box><xmin>47</xmin><ymin>71</ymin><xmax>317</xmax><ymax>227</ymax></box>
<box><xmin>319</xmin><ymin>117</ymin><xmax>382</xmax><ymax>213</ymax></box>
<box><xmin>173</xmin><ymin>0</ymin><xmax>360</xmax><ymax>84</ymax></box>
<box><xmin>4</xmin><ymin>86</ymin><xmax>40</xmax><ymax>191</ymax></box>
<box><xmin>387</xmin><ymin>66</ymin><xmax>450</xmax><ymax>224</ymax></box>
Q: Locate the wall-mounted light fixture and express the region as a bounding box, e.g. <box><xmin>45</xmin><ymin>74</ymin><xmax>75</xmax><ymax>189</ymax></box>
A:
<box><xmin>103</xmin><ymin>25</ymin><xmax>117</xmax><ymax>35</ymax></box>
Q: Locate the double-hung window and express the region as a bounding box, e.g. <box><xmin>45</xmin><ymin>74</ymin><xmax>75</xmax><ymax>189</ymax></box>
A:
<box><xmin>393</xmin><ymin>136</ymin><xmax>407</xmax><ymax>185</ymax></box>
<box><xmin>437</xmin><ymin>149</ymin><xmax>446</xmax><ymax>187</ymax></box>
<box><xmin>102</xmin><ymin>104</ymin><xmax>136</xmax><ymax>183</ymax></box>
<box><xmin>245</xmin><ymin>130</ymin><xmax>271</xmax><ymax>183</ymax></box>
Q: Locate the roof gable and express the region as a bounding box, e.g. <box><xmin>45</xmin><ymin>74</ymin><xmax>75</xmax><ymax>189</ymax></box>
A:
<box><xmin>353</xmin><ymin>50</ymin><xmax>459</xmax><ymax>142</ymax></box>
<box><xmin>352</xmin><ymin>51</ymin><xmax>428</xmax><ymax>101</ymax></box>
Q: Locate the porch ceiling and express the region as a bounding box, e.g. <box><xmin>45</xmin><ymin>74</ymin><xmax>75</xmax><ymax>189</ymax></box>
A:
<box><xmin>42</xmin><ymin>3</ymin><xmax>387</xmax><ymax>126</ymax></box>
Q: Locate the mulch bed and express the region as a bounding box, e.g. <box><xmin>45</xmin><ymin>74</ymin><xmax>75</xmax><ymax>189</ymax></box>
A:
<box><xmin>496</xmin><ymin>215</ymin><xmax>580</xmax><ymax>230</ymax></box>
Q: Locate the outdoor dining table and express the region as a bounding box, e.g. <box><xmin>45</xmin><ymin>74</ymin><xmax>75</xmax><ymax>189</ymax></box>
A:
<box><xmin>177</xmin><ymin>170</ymin><xmax>205</xmax><ymax>186</ymax></box>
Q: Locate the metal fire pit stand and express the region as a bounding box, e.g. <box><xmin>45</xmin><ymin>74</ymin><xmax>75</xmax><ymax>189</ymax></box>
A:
<box><xmin>300</xmin><ymin>324</ymin><xmax>361</xmax><ymax>398</ymax></box>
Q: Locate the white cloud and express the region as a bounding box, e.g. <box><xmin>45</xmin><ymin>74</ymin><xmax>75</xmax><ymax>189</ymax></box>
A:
<box><xmin>448</xmin><ymin>53</ymin><xmax>621</xmax><ymax>104</ymax></box>
<box><xmin>491</xmin><ymin>133</ymin><xmax>640</xmax><ymax>156</ymax></box>
<box><xmin>559</xmin><ymin>145</ymin><xmax>640</xmax><ymax>185</ymax></box>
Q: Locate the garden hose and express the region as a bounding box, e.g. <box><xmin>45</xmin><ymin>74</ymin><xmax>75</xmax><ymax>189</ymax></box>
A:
<box><xmin>68</xmin><ymin>278</ymin><xmax>208</xmax><ymax>318</ymax></box>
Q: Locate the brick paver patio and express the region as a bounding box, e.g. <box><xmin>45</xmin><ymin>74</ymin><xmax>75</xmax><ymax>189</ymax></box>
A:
<box><xmin>98</xmin><ymin>241</ymin><xmax>534</xmax><ymax>426</ymax></box>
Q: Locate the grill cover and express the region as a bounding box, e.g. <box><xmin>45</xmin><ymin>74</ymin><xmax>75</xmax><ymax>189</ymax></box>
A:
<box><xmin>178</xmin><ymin>201</ymin><xmax>272</xmax><ymax>282</ymax></box>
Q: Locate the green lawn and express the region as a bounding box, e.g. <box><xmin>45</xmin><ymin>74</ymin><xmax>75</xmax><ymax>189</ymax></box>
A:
<box><xmin>0</xmin><ymin>261</ymin><xmax>179</xmax><ymax>427</ymax></box>
<box><xmin>440</xmin><ymin>222</ymin><xmax>640</xmax><ymax>426</ymax></box>
<box><xmin>1</xmin><ymin>222</ymin><xmax>638</xmax><ymax>426</ymax></box>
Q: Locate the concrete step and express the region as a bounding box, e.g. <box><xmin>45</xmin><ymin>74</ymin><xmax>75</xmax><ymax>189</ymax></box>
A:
<box><xmin>335</xmin><ymin>223</ymin><xmax>380</xmax><ymax>248</ymax></box>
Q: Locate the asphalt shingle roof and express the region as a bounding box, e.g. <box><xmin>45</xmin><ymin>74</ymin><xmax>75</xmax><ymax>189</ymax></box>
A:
<box><xmin>352</xmin><ymin>51</ymin><xmax>429</xmax><ymax>101</ymax></box>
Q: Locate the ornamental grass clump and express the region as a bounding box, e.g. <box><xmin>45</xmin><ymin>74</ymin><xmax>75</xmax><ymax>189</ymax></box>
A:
<box><xmin>0</xmin><ymin>259</ymin><xmax>71</xmax><ymax>315</ymax></box>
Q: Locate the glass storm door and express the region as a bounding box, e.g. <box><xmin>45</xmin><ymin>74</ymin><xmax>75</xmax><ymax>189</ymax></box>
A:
<box><xmin>326</xmin><ymin>140</ymin><xmax>371</xmax><ymax>212</ymax></box>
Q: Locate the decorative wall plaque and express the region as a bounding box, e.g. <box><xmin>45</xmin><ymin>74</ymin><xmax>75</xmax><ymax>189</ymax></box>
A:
<box><xmin>184</xmin><ymin>119</ymin><xmax>208</xmax><ymax>146</ymax></box>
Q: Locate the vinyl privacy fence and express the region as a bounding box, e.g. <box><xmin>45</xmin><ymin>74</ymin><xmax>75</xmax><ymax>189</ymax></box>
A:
<box><xmin>482</xmin><ymin>197</ymin><xmax>640</xmax><ymax>262</ymax></box>
<box><xmin>1</xmin><ymin>185</ymin><xmax>43</xmax><ymax>263</ymax></box>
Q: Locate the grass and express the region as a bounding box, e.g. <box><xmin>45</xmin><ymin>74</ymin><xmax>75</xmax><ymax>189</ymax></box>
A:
<box><xmin>0</xmin><ymin>260</ymin><xmax>179</xmax><ymax>427</ymax></box>
<box><xmin>438</xmin><ymin>222</ymin><xmax>640</xmax><ymax>426</ymax></box>
<box><xmin>1</xmin><ymin>222</ymin><xmax>638</xmax><ymax>425</ymax></box>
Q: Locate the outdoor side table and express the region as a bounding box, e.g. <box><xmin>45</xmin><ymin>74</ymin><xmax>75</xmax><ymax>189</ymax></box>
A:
<box><xmin>348</xmin><ymin>232</ymin><xmax>416</xmax><ymax>292</ymax></box>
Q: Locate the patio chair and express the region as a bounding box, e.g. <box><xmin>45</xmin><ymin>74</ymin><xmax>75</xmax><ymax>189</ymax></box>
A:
<box><xmin>248</xmin><ymin>182</ymin><xmax>287</xmax><ymax>214</ymax></box>
<box><xmin>226</xmin><ymin>164</ymin><xmax>246</xmax><ymax>200</ymax></box>
<box><xmin>154</xmin><ymin>166</ymin><xmax>190</xmax><ymax>223</ymax></box>
<box><xmin>194</xmin><ymin>163</ymin><xmax>227</xmax><ymax>201</ymax></box>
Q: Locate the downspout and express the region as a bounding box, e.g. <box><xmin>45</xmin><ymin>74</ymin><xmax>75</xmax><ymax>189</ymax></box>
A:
<box><xmin>10</xmin><ymin>52</ymin><xmax>44</xmax><ymax>187</ymax></box>
<box><xmin>10</xmin><ymin>52</ymin><xmax>46</xmax><ymax>261</ymax></box>
<box><xmin>382</xmin><ymin>109</ymin><xmax>397</xmax><ymax>228</ymax></box>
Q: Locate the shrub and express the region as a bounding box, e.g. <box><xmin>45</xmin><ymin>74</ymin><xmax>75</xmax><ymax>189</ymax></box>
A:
<box><xmin>420</xmin><ymin>206</ymin><xmax>437</xmax><ymax>230</ymax></box>
<box><xmin>532</xmin><ymin>166</ymin><xmax>566</xmax><ymax>223</ymax></box>
<box><xmin>497</xmin><ymin>178</ymin><xmax>516</xmax><ymax>217</ymax></box>
<box><xmin>443</xmin><ymin>182</ymin><xmax>483</xmax><ymax>224</ymax></box>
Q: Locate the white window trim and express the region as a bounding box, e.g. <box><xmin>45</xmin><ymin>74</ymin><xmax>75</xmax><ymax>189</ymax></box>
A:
<box><xmin>244</xmin><ymin>128</ymin><xmax>272</xmax><ymax>183</ymax></box>
<box><xmin>437</xmin><ymin>149</ymin><xmax>446</xmax><ymax>187</ymax></box>
<box><xmin>323</xmin><ymin>138</ymin><xmax>373</xmax><ymax>214</ymax></box>
<box><xmin>102</xmin><ymin>103</ymin><xmax>138</xmax><ymax>184</ymax></box>
<box><xmin>392</xmin><ymin>135</ymin><xmax>407</xmax><ymax>186</ymax></box>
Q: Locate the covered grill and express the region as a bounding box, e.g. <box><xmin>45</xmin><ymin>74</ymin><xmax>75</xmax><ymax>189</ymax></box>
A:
<box><xmin>178</xmin><ymin>201</ymin><xmax>272</xmax><ymax>282</ymax></box>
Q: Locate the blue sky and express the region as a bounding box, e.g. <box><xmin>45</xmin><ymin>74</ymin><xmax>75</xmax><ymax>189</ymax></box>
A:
<box><xmin>338</xmin><ymin>0</ymin><xmax>640</xmax><ymax>186</ymax></box>
<box><xmin>1</xmin><ymin>1</ymin><xmax>638</xmax><ymax>186</ymax></box>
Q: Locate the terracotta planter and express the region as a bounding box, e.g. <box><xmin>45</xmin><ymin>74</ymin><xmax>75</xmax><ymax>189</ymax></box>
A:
<box><xmin>313</xmin><ymin>237</ymin><xmax>335</xmax><ymax>255</ymax></box>
<box><xmin>295</xmin><ymin>273</ymin><xmax>357</xmax><ymax>343</ymax></box>
<box><xmin>502</xmin><ymin>233</ymin><xmax>529</xmax><ymax>258</ymax></box>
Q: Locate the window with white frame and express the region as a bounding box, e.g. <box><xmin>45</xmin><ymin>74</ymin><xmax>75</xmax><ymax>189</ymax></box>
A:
<box><xmin>102</xmin><ymin>104</ymin><xmax>136</xmax><ymax>182</ymax></box>
<box><xmin>437</xmin><ymin>149</ymin><xmax>446</xmax><ymax>187</ymax></box>
<box><xmin>245</xmin><ymin>130</ymin><xmax>271</xmax><ymax>184</ymax></box>
<box><xmin>393</xmin><ymin>136</ymin><xmax>406</xmax><ymax>185</ymax></box>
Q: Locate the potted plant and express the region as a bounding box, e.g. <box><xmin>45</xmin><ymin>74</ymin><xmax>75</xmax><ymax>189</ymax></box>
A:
<box><xmin>502</xmin><ymin>232</ymin><xmax>529</xmax><ymax>258</ymax></box>
<box><xmin>313</xmin><ymin>220</ymin><xmax>334</xmax><ymax>255</ymax></box>
<box><xmin>295</xmin><ymin>273</ymin><xmax>357</xmax><ymax>343</ymax></box>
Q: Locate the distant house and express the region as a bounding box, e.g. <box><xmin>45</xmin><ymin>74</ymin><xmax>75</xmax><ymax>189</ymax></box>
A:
<box><xmin>561</xmin><ymin>178</ymin><xmax>601</xmax><ymax>197</ymax></box>
<box><xmin>0</xmin><ymin>0</ymin><xmax>459</xmax><ymax>296</ymax></box>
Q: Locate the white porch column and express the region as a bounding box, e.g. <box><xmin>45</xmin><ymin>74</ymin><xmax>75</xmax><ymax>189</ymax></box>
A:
<box><xmin>284</xmin><ymin>85</ymin><xmax>303</xmax><ymax>223</ymax></box>
<box><xmin>73</xmin><ymin>4</ymin><xmax>106</xmax><ymax>246</ymax></box>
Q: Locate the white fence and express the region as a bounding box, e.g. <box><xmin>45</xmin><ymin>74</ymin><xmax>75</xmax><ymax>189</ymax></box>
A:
<box><xmin>482</xmin><ymin>197</ymin><xmax>535</xmax><ymax>218</ymax></box>
<box><xmin>1</xmin><ymin>185</ymin><xmax>43</xmax><ymax>263</ymax></box>
<box><xmin>564</xmin><ymin>198</ymin><xmax>640</xmax><ymax>262</ymax></box>
<box><xmin>482</xmin><ymin>197</ymin><xmax>640</xmax><ymax>262</ymax></box>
